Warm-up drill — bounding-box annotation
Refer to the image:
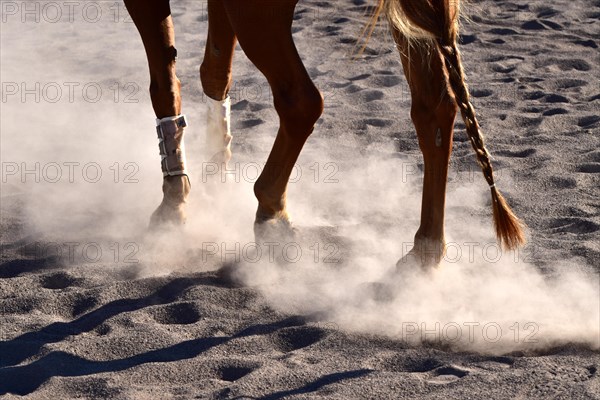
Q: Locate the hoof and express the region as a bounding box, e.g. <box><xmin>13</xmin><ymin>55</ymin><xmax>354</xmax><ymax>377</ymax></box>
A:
<box><xmin>253</xmin><ymin>209</ymin><xmax>298</xmax><ymax>265</ymax></box>
<box><xmin>149</xmin><ymin>175</ymin><xmax>190</xmax><ymax>229</ymax></box>
<box><xmin>253</xmin><ymin>208</ymin><xmax>296</xmax><ymax>244</ymax></box>
<box><xmin>149</xmin><ymin>202</ymin><xmax>187</xmax><ymax>228</ymax></box>
<box><xmin>395</xmin><ymin>237</ymin><xmax>445</xmax><ymax>272</ymax></box>
<box><xmin>395</xmin><ymin>250</ymin><xmax>439</xmax><ymax>271</ymax></box>
<box><xmin>379</xmin><ymin>249</ymin><xmax>439</xmax><ymax>284</ymax></box>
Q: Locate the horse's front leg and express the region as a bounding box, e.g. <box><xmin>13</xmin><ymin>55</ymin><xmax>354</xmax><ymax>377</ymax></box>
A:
<box><xmin>394</xmin><ymin>32</ymin><xmax>458</xmax><ymax>268</ymax></box>
<box><xmin>124</xmin><ymin>0</ymin><xmax>190</xmax><ymax>227</ymax></box>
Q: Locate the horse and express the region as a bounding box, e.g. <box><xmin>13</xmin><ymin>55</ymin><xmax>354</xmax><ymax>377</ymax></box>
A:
<box><xmin>124</xmin><ymin>0</ymin><xmax>526</xmax><ymax>267</ymax></box>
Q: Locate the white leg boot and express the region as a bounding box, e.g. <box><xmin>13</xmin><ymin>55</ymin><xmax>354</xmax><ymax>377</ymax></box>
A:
<box><xmin>150</xmin><ymin>114</ymin><xmax>191</xmax><ymax>227</ymax></box>
<box><xmin>205</xmin><ymin>96</ymin><xmax>233</xmax><ymax>165</ymax></box>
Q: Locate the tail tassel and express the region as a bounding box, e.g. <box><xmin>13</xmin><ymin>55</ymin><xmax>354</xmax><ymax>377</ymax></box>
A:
<box><xmin>490</xmin><ymin>187</ymin><xmax>526</xmax><ymax>250</ymax></box>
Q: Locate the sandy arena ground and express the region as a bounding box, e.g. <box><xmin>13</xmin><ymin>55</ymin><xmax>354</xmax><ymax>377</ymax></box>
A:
<box><xmin>1</xmin><ymin>0</ymin><xmax>599</xmax><ymax>398</ymax></box>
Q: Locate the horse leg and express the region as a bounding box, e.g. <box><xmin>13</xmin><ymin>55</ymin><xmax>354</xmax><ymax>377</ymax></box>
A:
<box><xmin>124</xmin><ymin>0</ymin><xmax>190</xmax><ymax>227</ymax></box>
<box><xmin>394</xmin><ymin>32</ymin><xmax>458</xmax><ymax>268</ymax></box>
<box><xmin>221</xmin><ymin>0</ymin><xmax>324</xmax><ymax>235</ymax></box>
<box><xmin>200</xmin><ymin>0</ymin><xmax>237</xmax><ymax>165</ymax></box>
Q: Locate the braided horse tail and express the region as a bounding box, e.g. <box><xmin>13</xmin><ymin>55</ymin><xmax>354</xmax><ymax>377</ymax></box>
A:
<box><xmin>369</xmin><ymin>0</ymin><xmax>525</xmax><ymax>250</ymax></box>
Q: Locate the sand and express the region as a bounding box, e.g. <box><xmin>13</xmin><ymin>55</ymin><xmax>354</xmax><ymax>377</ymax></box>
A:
<box><xmin>1</xmin><ymin>0</ymin><xmax>599</xmax><ymax>398</ymax></box>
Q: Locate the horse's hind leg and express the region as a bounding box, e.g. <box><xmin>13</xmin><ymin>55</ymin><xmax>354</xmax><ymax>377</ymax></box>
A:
<box><xmin>221</xmin><ymin>0</ymin><xmax>324</xmax><ymax>233</ymax></box>
<box><xmin>394</xmin><ymin>31</ymin><xmax>458</xmax><ymax>267</ymax></box>
<box><xmin>200</xmin><ymin>0</ymin><xmax>237</xmax><ymax>164</ymax></box>
<box><xmin>124</xmin><ymin>0</ymin><xmax>190</xmax><ymax>227</ymax></box>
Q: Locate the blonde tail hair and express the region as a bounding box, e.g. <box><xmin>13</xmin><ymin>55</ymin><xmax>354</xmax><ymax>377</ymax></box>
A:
<box><xmin>373</xmin><ymin>0</ymin><xmax>526</xmax><ymax>250</ymax></box>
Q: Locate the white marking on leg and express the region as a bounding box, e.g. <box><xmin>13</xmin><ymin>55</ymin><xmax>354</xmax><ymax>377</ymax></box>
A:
<box><xmin>205</xmin><ymin>96</ymin><xmax>232</xmax><ymax>162</ymax></box>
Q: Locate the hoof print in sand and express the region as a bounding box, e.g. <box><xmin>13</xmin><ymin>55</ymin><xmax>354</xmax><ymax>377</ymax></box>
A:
<box><xmin>382</xmin><ymin>353</ymin><xmax>443</xmax><ymax>373</ymax></box>
<box><xmin>556</xmin><ymin>59</ymin><xmax>591</xmax><ymax>72</ymax></box>
<box><xmin>476</xmin><ymin>356</ymin><xmax>515</xmax><ymax>371</ymax></box>
<box><xmin>217</xmin><ymin>365</ymin><xmax>256</xmax><ymax>382</ymax></box>
<box><xmin>239</xmin><ymin>118</ymin><xmax>264</xmax><ymax>129</ymax></box>
<box><xmin>547</xmin><ymin>176</ymin><xmax>577</xmax><ymax>189</ymax></box>
<box><xmin>471</xmin><ymin>88</ymin><xmax>493</xmax><ymax>98</ymax></box>
<box><xmin>149</xmin><ymin>302</ymin><xmax>201</xmax><ymax>325</ymax></box>
<box><xmin>373</xmin><ymin>75</ymin><xmax>402</xmax><ymax>88</ymax></box>
<box><xmin>459</xmin><ymin>34</ymin><xmax>478</xmax><ymax>45</ymax></box>
<box><xmin>537</xmin><ymin>8</ymin><xmax>559</xmax><ymax>18</ymax></box>
<box><xmin>496</xmin><ymin>148</ymin><xmax>536</xmax><ymax>158</ymax></box>
<box><xmin>577</xmin><ymin>163</ymin><xmax>600</xmax><ymax>174</ymax></box>
<box><xmin>427</xmin><ymin>365</ymin><xmax>470</xmax><ymax>385</ymax></box>
<box><xmin>577</xmin><ymin>115</ymin><xmax>600</xmax><ymax>128</ymax></box>
<box><xmin>543</xmin><ymin>94</ymin><xmax>569</xmax><ymax>104</ymax></box>
<box><xmin>71</xmin><ymin>295</ymin><xmax>98</xmax><ymax>316</ymax></box>
<box><xmin>573</xmin><ymin>39</ymin><xmax>598</xmax><ymax>48</ymax></box>
<box><xmin>542</xmin><ymin>108</ymin><xmax>569</xmax><ymax>116</ymax></box>
<box><xmin>41</xmin><ymin>272</ymin><xmax>77</xmax><ymax>290</ymax></box>
<box><xmin>339</xmin><ymin>36</ymin><xmax>356</xmax><ymax>45</ymax></box>
<box><xmin>489</xmin><ymin>28</ymin><xmax>519</xmax><ymax>36</ymax></box>
<box><xmin>274</xmin><ymin>326</ymin><xmax>327</xmax><ymax>352</ymax></box>
<box><xmin>545</xmin><ymin>217</ymin><xmax>600</xmax><ymax>234</ymax></box>
<box><xmin>407</xmin><ymin>358</ymin><xmax>444</xmax><ymax>373</ymax></box>
<box><xmin>360</xmin><ymin>89</ymin><xmax>385</xmax><ymax>103</ymax></box>
<box><xmin>522</xmin><ymin>20</ymin><xmax>546</xmax><ymax>30</ymax></box>
<box><xmin>491</xmin><ymin>64</ymin><xmax>517</xmax><ymax>74</ymax></box>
